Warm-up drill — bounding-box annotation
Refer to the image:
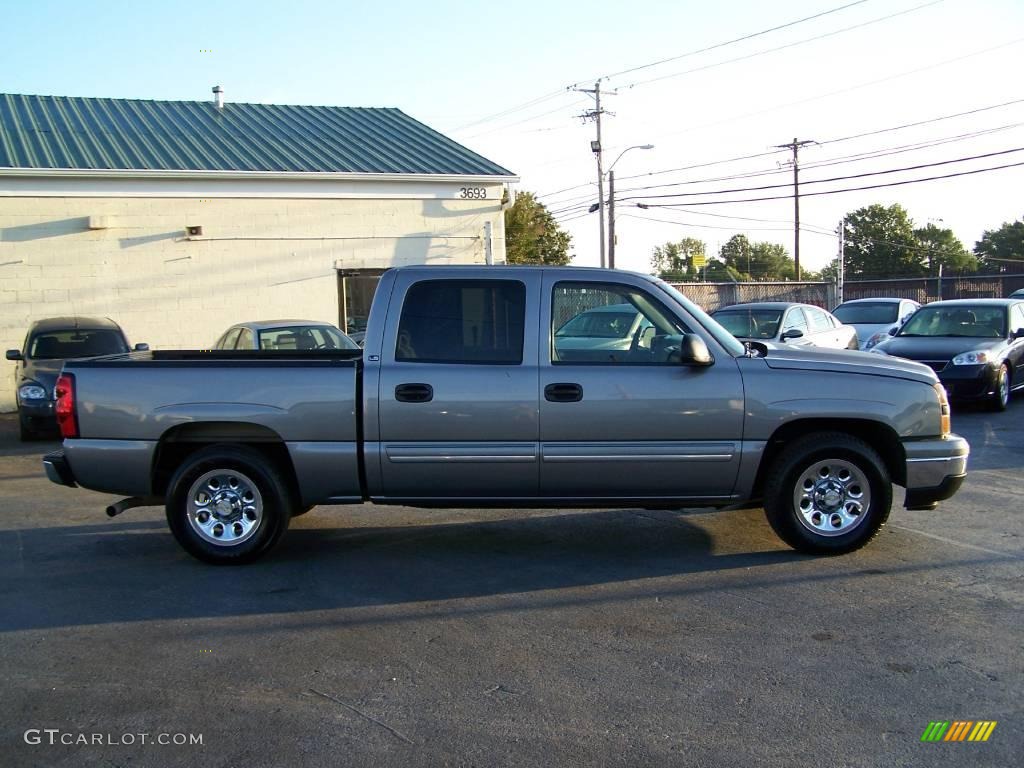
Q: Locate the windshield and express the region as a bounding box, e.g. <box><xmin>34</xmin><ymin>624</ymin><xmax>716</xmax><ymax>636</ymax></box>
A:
<box><xmin>555</xmin><ymin>309</ymin><xmax>638</xmax><ymax>339</ymax></box>
<box><xmin>832</xmin><ymin>302</ymin><xmax>900</xmax><ymax>324</ymax></box>
<box><xmin>656</xmin><ymin>281</ymin><xmax>746</xmax><ymax>356</ymax></box>
<box><xmin>258</xmin><ymin>325</ymin><xmax>359</xmax><ymax>350</ymax></box>
<box><xmin>898</xmin><ymin>306</ymin><xmax>1006</xmax><ymax>338</ymax></box>
<box><xmin>29</xmin><ymin>329</ymin><xmax>128</xmax><ymax>359</ymax></box>
<box><xmin>711</xmin><ymin>309</ymin><xmax>783</xmax><ymax>340</ymax></box>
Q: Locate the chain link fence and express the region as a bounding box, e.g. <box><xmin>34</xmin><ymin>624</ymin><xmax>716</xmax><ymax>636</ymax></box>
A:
<box><xmin>669</xmin><ymin>281</ymin><xmax>838</xmax><ymax>312</ymax></box>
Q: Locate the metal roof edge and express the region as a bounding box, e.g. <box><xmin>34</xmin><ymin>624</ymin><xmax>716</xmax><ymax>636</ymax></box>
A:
<box><xmin>0</xmin><ymin>167</ymin><xmax>520</xmax><ymax>184</ymax></box>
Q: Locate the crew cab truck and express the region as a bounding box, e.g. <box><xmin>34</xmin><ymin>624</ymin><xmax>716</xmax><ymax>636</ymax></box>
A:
<box><xmin>44</xmin><ymin>266</ymin><xmax>969</xmax><ymax>564</ymax></box>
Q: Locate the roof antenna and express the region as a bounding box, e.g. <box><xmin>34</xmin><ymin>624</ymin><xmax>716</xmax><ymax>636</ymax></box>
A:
<box><xmin>212</xmin><ymin>85</ymin><xmax>224</xmax><ymax>110</ymax></box>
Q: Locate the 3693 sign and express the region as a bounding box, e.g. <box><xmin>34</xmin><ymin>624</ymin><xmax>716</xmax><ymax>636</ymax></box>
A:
<box><xmin>458</xmin><ymin>186</ymin><xmax>487</xmax><ymax>199</ymax></box>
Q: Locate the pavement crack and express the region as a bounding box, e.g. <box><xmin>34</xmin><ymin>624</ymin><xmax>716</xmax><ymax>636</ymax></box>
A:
<box><xmin>309</xmin><ymin>688</ymin><xmax>415</xmax><ymax>745</ymax></box>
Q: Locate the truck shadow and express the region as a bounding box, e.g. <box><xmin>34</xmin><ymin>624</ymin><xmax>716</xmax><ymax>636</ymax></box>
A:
<box><xmin>1</xmin><ymin>508</ymin><xmax>805</xmax><ymax>632</ymax></box>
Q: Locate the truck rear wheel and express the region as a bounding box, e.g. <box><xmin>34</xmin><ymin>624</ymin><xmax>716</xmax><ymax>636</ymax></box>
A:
<box><xmin>165</xmin><ymin>445</ymin><xmax>292</xmax><ymax>564</ymax></box>
<box><xmin>763</xmin><ymin>432</ymin><xmax>891</xmax><ymax>555</ymax></box>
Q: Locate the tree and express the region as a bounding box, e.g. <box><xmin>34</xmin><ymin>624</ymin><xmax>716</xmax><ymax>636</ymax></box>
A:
<box><xmin>719</xmin><ymin>235</ymin><xmax>795</xmax><ymax>280</ymax></box>
<box><xmin>842</xmin><ymin>204</ymin><xmax>923</xmax><ymax>278</ymax></box>
<box><xmin>503</xmin><ymin>191</ymin><xmax>572</xmax><ymax>265</ymax></box>
<box><xmin>913</xmin><ymin>223</ymin><xmax>976</xmax><ymax>274</ymax></box>
<box><xmin>651</xmin><ymin>237</ymin><xmax>707</xmax><ymax>280</ymax></box>
<box><xmin>974</xmin><ymin>217</ymin><xmax>1024</xmax><ymax>273</ymax></box>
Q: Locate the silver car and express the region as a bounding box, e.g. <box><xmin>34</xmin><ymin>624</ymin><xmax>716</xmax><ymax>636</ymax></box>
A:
<box><xmin>213</xmin><ymin>320</ymin><xmax>359</xmax><ymax>351</ymax></box>
<box><xmin>553</xmin><ymin>303</ymin><xmax>653</xmax><ymax>359</ymax></box>
<box><xmin>832</xmin><ymin>298</ymin><xmax>920</xmax><ymax>350</ymax></box>
<box><xmin>712</xmin><ymin>302</ymin><xmax>859</xmax><ymax>349</ymax></box>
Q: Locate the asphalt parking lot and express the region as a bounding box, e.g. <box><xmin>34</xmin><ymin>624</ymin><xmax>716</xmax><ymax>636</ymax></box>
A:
<box><xmin>1</xmin><ymin>406</ymin><xmax>1021</xmax><ymax>768</ymax></box>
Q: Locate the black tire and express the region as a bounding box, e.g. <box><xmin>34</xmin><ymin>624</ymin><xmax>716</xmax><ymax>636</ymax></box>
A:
<box><xmin>988</xmin><ymin>364</ymin><xmax>1010</xmax><ymax>412</ymax></box>
<box><xmin>165</xmin><ymin>445</ymin><xmax>293</xmax><ymax>564</ymax></box>
<box><xmin>763</xmin><ymin>432</ymin><xmax>891</xmax><ymax>555</ymax></box>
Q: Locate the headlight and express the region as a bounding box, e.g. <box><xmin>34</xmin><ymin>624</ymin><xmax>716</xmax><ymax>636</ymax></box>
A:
<box><xmin>951</xmin><ymin>350</ymin><xmax>996</xmax><ymax>366</ymax></box>
<box><xmin>863</xmin><ymin>330</ymin><xmax>890</xmax><ymax>350</ymax></box>
<box><xmin>18</xmin><ymin>384</ymin><xmax>47</xmax><ymax>400</ymax></box>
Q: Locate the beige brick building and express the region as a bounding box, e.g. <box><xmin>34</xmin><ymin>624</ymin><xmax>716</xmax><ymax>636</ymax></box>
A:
<box><xmin>0</xmin><ymin>92</ymin><xmax>517</xmax><ymax>410</ymax></box>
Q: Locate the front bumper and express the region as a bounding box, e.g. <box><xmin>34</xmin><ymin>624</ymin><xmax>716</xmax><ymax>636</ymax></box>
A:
<box><xmin>902</xmin><ymin>433</ymin><xmax>969</xmax><ymax>510</ymax></box>
<box><xmin>43</xmin><ymin>449</ymin><xmax>77</xmax><ymax>488</ymax></box>
<box><xmin>18</xmin><ymin>398</ymin><xmax>56</xmax><ymax>431</ymax></box>
<box><xmin>937</xmin><ymin>364</ymin><xmax>999</xmax><ymax>401</ymax></box>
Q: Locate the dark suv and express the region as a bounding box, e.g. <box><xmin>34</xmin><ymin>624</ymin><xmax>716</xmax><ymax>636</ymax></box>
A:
<box><xmin>6</xmin><ymin>317</ymin><xmax>147</xmax><ymax>440</ymax></box>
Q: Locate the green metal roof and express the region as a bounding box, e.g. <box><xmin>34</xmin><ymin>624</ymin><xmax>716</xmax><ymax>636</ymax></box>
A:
<box><xmin>0</xmin><ymin>93</ymin><xmax>514</xmax><ymax>177</ymax></box>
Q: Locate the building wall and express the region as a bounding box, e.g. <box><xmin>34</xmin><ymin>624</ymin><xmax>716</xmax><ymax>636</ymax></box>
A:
<box><xmin>0</xmin><ymin>188</ymin><xmax>507</xmax><ymax>410</ymax></box>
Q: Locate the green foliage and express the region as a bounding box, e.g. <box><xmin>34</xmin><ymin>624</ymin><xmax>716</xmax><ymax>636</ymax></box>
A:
<box><xmin>913</xmin><ymin>223</ymin><xmax>976</xmax><ymax>274</ymax></box>
<box><xmin>974</xmin><ymin>217</ymin><xmax>1024</xmax><ymax>273</ymax></box>
<box><xmin>503</xmin><ymin>191</ymin><xmax>572</xmax><ymax>266</ymax></box>
<box><xmin>719</xmin><ymin>234</ymin><xmax>795</xmax><ymax>280</ymax></box>
<box><xmin>841</xmin><ymin>204</ymin><xmax>922</xmax><ymax>278</ymax></box>
<box><xmin>651</xmin><ymin>237</ymin><xmax>707</xmax><ymax>280</ymax></box>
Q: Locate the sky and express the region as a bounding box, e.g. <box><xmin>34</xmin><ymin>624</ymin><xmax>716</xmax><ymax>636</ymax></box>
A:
<box><xmin>2</xmin><ymin>0</ymin><xmax>1022</xmax><ymax>276</ymax></box>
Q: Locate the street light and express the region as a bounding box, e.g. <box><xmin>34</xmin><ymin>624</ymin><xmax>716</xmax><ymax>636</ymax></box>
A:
<box><xmin>604</xmin><ymin>144</ymin><xmax>653</xmax><ymax>269</ymax></box>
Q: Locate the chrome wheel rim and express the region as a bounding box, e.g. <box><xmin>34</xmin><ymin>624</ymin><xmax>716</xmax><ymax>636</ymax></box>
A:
<box><xmin>793</xmin><ymin>459</ymin><xmax>871</xmax><ymax>537</ymax></box>
<box><xmin>999</xmin><ymin>369</ymin><xmax>1009</xmax><ymax>406</ymax></box>
<box><xmin>186</xmin><ymin>469</ymin><xmax>263</xmax><ymax>547</ymax></box>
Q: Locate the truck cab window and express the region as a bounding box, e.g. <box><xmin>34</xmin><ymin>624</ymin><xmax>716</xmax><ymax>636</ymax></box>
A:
<box><xmin>396</xmin><ymin>280</ymin><xmax>526</xmax><ymax>364</ymax></box>
<box><xmin>551</xmin><ymin>282</ymin><xmax>689</xmax><ymax>364</ymax></box>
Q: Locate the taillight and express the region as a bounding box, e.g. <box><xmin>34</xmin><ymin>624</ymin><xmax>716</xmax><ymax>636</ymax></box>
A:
<box><xmin>933</xmin><ymin>382</ymin><xmax>951</xmax><ymax>436</ymax></box>
<box><xmin>54</xmin><ymin>373</ymin><xmax>79</xmax><ymax>439</ymax></box>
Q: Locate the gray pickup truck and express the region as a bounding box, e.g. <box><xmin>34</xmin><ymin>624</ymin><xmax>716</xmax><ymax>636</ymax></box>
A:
<box><xmin>44</xmin><ymin>266</ymin><xmax>969</xmax><ymax>564</ymax></box>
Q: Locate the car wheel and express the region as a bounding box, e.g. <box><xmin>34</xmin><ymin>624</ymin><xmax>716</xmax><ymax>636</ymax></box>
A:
<box><xmin>989</xmin><ymin>364</ymin><xmax>1010</xmax><ymax>412</ymax></box>
<box><xmin>763</xmin><ymin>432</ymin><xmax>891</xmax><ymax>555</ymax></box>
<box><xmin>165</xmin><ymin>445</ymin><xmax>292</xmax><ymax>564</ymax></box>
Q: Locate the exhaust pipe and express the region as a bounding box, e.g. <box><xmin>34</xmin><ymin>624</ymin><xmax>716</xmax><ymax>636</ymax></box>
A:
<box><xmin>106</xmin><ymin>497</ymin><xmax>160</xmax><ymax>517</ymax></box>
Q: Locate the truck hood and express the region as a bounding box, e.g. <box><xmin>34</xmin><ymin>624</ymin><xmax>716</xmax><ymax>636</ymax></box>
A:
<box><xmin>760</xmin><ymin>344</ymin><xmax>937</xmax><ymax>384</ymax></box>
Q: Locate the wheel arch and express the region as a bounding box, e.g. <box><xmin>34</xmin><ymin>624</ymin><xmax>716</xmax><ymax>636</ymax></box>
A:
<box><xmin>152</xmin><ymin>421</ymin><xmax>300</xmax><ymax>501</ymax></box>
<box><xmin>752</xmin><ymin>418</ymin><xmax>906</xmax><ymax>499</ymax></box>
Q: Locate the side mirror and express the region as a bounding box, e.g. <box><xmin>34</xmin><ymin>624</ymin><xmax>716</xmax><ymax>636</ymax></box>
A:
<box><xmin>677</xmin><ymin>333</ymin><xmax>714</xmax><ymax>366</ymax></box>
<box><xmin>781</xmin><ymin>329</ymin><xmax>804</xmax><ymax>341</ymax></box>
<box><xmin>5</xmin><ymin>349</ymin><xmax>23</xmax><ymax>361</ymax></box>
<box><xmin>1013</xmin><ymin>328</ymin><xmax>1024</xmax><ymax>339</ymax></box>
<box><xmin>134</xmin><ymin>343</ymin><xmax>150</xmax><ymax>351</ymax></box>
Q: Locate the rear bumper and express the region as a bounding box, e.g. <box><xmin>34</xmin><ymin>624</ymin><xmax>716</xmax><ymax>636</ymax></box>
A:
<box><xmin>902</xmin><ymin>434</ymin><xmax>969</xmax><ymax>510</ymax></box>
<box><xmin>43</xmin><ymin>449</ymin><xmax>77</xmax><ymax>488</ymax></box>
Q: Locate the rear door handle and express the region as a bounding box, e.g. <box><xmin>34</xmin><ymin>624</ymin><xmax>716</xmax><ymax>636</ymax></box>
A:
<box><xmin>544</xmin><ymin>382</ymin><xmax>583</xmax><ymax>402</ymax></box>
<box><xmin>395</xmin><ymin>383</ymin><xmax>433</xmax><ymax>403</ymax></box>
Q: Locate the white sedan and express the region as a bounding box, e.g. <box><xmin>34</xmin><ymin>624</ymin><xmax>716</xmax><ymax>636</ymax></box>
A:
<box><xmin>712</xmin><ymin>302</ymin><xmax>859</xmax><ymax>350</ymax></box>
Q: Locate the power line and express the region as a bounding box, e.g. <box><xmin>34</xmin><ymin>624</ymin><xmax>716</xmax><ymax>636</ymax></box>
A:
<box><xmin>628</xmin><ymin>159</ymin><xmax>1024</xmax><ymax>206</ymax></box>
<box><xmin>539</xmin><ymin>97</ymin><xmax>1024</xmax><ymax>200</ymax></box>
<box><xmin>619</xmin><ymin>0</ymin><xmax>944</xmax><ymax>90</ymax></box>
<box><xmin>450</xmin><ymin>90</ymin><xmax>568</xmax><ymax>132</ymax></box>
<box><xmin>618</xmin><ymin>147</ymin><xmax>1024</xmax><ymax>202</ymax></box>
<box><xmin>571</xmin><ymin>0</ymin><xmax>870</xmax><ymax>87</ymax></box>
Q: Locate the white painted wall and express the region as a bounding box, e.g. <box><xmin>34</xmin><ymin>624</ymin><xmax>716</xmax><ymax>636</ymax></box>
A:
<box><xmin>0</xmin><ymin>185</ymin><xmax>508</xmax><ymax>410</ymax></box>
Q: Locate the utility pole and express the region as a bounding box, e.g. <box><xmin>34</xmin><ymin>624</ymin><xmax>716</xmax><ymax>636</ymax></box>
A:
<box><xmin>608</xmin><ymin>170</ymin><xmax>616</xmax><ymax>269</ymax></box>
<box><xmin>837</xmin><ymin>217</ymin><xmax>846</xmax><ymax>305</ymax></box>
<box><xmin>574</xmin><ymin>81</ymin><xmax>616</xmax><ymax>268</ymax></box>
<box><xmin>776</xmin><ymin>137</ymin><xmax>815</xmax><ymax>280</ymax></box>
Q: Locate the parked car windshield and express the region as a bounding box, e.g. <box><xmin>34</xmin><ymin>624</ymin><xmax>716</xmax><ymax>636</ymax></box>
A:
<box><xmin>656</xmin><ymin>281</ymin><xmax>746</xmax><ymax>356</ymax></box>
<box><xmin>555</xmin><ymin>307</ymin><xmax>639</xmax><ymax>339</ymax></box>
<box><xmin>832</xmin><ymin>302</ymin><xmax>900</xmax><ymax>324</ymax></box>
<box><xmin>258</xmin><ymin>325</ymin><xmax>359</xmax><ymax>350</ymax></box>
<box><xmin>898</xmin><ymin>305</ymin><xmax>1005</xmax><ymax>338</ymax></box>
<box><xmin>29</xmin><ymin>329</ymin><xmax>128</xmax><ymax>359</ymax></box>
<box><xmin>711</xmin><ymin>309</ymin><xmax>783</xmax><ymax>340</ymax></box>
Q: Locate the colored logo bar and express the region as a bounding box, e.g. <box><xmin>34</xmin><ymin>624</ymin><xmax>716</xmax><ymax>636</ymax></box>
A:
<box><xmin>921</xmin><ymin>721</ymin><xmax>997</xmax><ymax>742</ymax></box>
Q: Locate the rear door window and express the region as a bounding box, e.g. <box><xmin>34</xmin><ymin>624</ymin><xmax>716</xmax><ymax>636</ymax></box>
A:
<box><xmin>396</xmin><ymin>280</ymin><xmax>526</xmax><ymax>364</ymax></box>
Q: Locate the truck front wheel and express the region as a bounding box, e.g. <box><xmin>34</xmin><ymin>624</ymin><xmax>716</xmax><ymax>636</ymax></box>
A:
<box><xmin>165</xmin><ymin>445</ymin><xmax>292</xmax><ymax>564</ymax></box>
<box><xmin>763</xmin><ymin>433</ymin><xmax>891</xmax><ymax>555</ymax></box>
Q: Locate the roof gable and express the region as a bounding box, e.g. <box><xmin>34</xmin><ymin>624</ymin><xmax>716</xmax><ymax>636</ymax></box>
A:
<box><xmin>0</xmin><ymin>93</ymin><xmax>513</xmax><ymax>177</ymax></box>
